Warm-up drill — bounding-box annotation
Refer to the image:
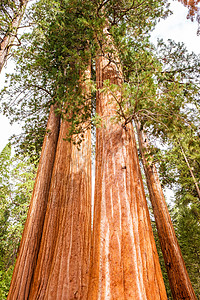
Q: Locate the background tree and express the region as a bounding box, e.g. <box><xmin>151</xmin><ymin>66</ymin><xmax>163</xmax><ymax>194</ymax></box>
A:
<box><xmin>0</xmin><ymin>0</ymin><xmax>29</xmax><ymax>73</ymax></box>
<box><xmin>174</xmin><ymin>205</ymin><xmax>200</xmax><ymax>295</ymax></box>
<box><xmin>135</xmin><ymin>122</ymin><xmax>197</xmax><ymax>299</ymax></box>
<box><xmin>0</xmin><ymin>144</ymin><xmax>36</xmax><ymax>299</ymax></box>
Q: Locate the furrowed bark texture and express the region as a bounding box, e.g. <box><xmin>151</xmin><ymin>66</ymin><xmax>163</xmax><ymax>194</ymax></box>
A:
<box><xmin>7</xmin><ymin>105</ymin><xmax>60</xmax><ymax>300</ymax></box>
<box><xmin>43</xmin><ymin>128</ymin><xmax>91</xmax><ymax>300</ymax></box>
<box><xmin>87</xmin><ymin>34</ymin><xmax>167</xmax><ymax>299</ymax></box>
<box><xmin>135</xmin><ymin>122</ymin><xmax>197</xmax><ymax>300</ymax></box>
<box><xmin>28</xmin><ymin>119</ymin><xmax>72</xmax><ymax>299</ymax></box>
<box><xmin>0</xmin><ymin>0</ymin><xmax>28</xmax><ymax>73</ymax></box>
<box><xmin>29</xmin><ymin>68</ymin><xmax>92</xmax><ymax>300</ymax></box>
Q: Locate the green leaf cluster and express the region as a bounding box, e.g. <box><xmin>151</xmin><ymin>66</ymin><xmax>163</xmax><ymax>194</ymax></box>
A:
<box><xmin>0</xmin><ymin>144</ymin><xmax>36</xmax><ymax>298</ymax></box>
<box><xmin>0</xmin><ymin>0</ymin><xmax>170</xmax><ymax>157</ymax></box>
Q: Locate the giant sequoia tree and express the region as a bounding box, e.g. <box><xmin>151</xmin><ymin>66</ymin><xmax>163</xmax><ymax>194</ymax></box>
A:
<box><xmin>29</xmin><ymin>65</ymin><xmax>92</xmax><ymax>300</ymax></box>
<box><xmin>88</xmin><ymin>29</ymin><xmax>167</xmax><ymax>299</ymax></box>
<box><xmin>0</xmin><ymin>0</ymin><xmax>199</xmax><ymax>299</ymax></box>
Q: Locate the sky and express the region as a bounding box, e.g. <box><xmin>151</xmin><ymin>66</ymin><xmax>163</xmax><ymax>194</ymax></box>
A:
<box><xmin>0</xmin><ymin>0</ymin><xmax>199</xmax><ymax>153</ymax></box>
<box><xmin>0</xmin><ymin>60</ymin><xmax>21</xmax><ymax>152</ymax></box>
<box><xmin>151</xmin><ymin>1</ymin><xmax>200</xmax><ymax>52</ymax></box>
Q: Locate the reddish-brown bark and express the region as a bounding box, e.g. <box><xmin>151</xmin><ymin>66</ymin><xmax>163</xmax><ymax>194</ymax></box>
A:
<box><xmin>7</xmin><ymin>105</ymin><xmax>60</xmax><ymax>300</ymax></box>
<box><xmin>87</xmin><ymin>32</ymin><xmax>167</xmax><ymax>299</ymax></box>
<box><xmin>178</xmin><ymin>0</ymin><xmax>200</xmax><ymax>21</ymax></box>
<box><xmin>29</xmin><ymin>67</ymin><xmax>92</xmax><ymax>300</ymax></box>
<box><xmin>135</xmin><ymin>122</ymin><xmax>197</xmax><ymax>300</ymax></box>
<box><xmin>28</xmin><ymin>119</ymin><xmax>72</xmax><ymax>299</ymax></box>
<box><xmin>0</xmin><ymin>0</ymin><xmax>28</xmax><ymax>73</ymax></box>
<box><xmin>43</xmin><ymin>128</ymin><xmax>91</xmax><ymax>300</ymax></box>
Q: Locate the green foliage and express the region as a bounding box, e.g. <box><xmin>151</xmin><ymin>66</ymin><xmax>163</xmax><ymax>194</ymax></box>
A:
<box><xmin>0</xmin><ymin>144</ymin><xmax>36</xmax><ymax>298</ymax></box>
<box><xmin>0</xmin><ymin>0</ymin><xmax>21</xmax><ymax>39</ymax></box>
<box><xmin>0</xmin><ymin>0</ymin><xmax>170</xmax><ymax>158</ymax></box>
<box><xmin>156</xmin><ymin>126</ymin><xmax>200</xmax><ymax>214</ymax></box>
<box><xmin>175</xmin><ymin>206</ymin><xmax>200</xmax><ymax>297</ymax></box>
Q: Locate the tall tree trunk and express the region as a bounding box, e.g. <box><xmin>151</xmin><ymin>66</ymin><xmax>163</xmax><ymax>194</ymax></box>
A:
<box><xmin>87</xmin><ymin>29</ymin><xmax>167</xmax><ymax>299</ymax></box>
<box><xmin>135</xmin><ymin>121</ymin><xmax>197</xmax><ymax>300</ymax></box>
<box><xmin>29</xmin><ymin>66</ymin><xmax>92</xmax><ymax>300</ymax></box>
<box><xmin>43</xmin><ymin>128</ymin><xmax>91</xmax><ymax>300</ymax></box>
<box><xmin>0</xmin><ymin>0</ymin><xmax>28</xmax><ymax>73</ymax></box>
<box><xmin>7</xmin><ymin>105</ymin><xmax>60</xmax><ymax>300</ymax></box>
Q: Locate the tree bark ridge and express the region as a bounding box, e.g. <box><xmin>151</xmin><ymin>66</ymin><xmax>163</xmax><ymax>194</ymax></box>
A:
<box><xmin>29</xmin><ymin>66</ymin><xmax>92</xmax><ymax>300</ymax></box>
<box><xmin>87</xmin><ymin>35</ymin><xmax>167</xmax><ymax>299</ymax></box>
<box><xmin>135</xmin><ymin>121</ymin><xmax>197</xmax><ymax>300</ymax></box>
<box><xmin>7</xmin><ymin>105</ymin><xmax>60</xmax><ymax>300</ymax></box>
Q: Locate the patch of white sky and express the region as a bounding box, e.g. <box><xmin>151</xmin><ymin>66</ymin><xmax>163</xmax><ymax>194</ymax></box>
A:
<box><xmin>0</xmin><ymin>61</ymin><xmax>22</xmax><ymax>153</ymax></box>
<box><xmin>151</xmin><ymin>0</ymin><xmax>200</xmax><ymax>53</ymax></box>
<box><xmin>0</xmin><ymin>0</ymin><xmax>199</xmax><ymax>156</ymax></box>
<box><xmin>150</xmin><ymin>0</ymin><xmax>200</xmax><ymax>203</ymax></box>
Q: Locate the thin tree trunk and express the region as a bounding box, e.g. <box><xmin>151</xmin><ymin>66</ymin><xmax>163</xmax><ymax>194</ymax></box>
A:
<box><xmin>0</xmin><ymin>0</ymin><xmax>28</xmax><ymax>73</ymax></box>
<box><xmin>135</xmin><ymin>121</ymin><xmax>197</xmax><ymax>300</ymax></box>
<box><xmin>7</xmin><ymin>105</ymin><xmax>60</xmax><ymax>300</ymax></box>
<box><xmin>87</xmin><ymin>29</ymin><xmax>167</xmax><ymax>299</ymax></box>
<box><xmin>179</xmin><ymin>141</ymin><xmax>200</xmax><ymax>199</ymax></box>
<box><xmin>29</xmin><ymin>66</ymin><xmax>92</xmax><ymax>300</ymax></box>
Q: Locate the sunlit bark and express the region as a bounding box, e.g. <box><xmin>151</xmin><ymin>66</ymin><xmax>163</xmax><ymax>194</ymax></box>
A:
<box><xmin>43</xmin><ymin>128</ymin><xmax>91</xmax><ymax>300</ymax></box>
<box><xmin>87</xmin><ymin>28</ymin><xmax>167</xmax><ymax>299</ymax></box>
<box><xmin>7</xmin><ymin>105</ymin><xmax>60</xmax><ymax>300</ymax></box>
<box><xmin>29</xmin><ymin>66</ymin><xmax>92</xmax><ymax>300</ymax></box>
<box><xmin>135</xmin><ymin>121</ymin><xmax>197</xmax><ymax>300</ymax></box>
<box><xmin>0</xmin><ymin>0</ymin><xmax>28</xmax><ymax>73</ymax></box>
